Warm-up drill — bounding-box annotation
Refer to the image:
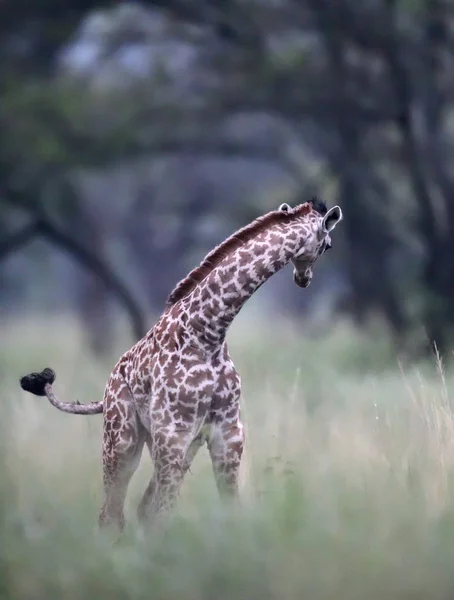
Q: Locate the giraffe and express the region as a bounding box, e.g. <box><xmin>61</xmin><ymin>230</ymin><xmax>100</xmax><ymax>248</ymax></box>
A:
<box><xmin>19</xmin><ymin>197</ymin><xmax>343</xmax><ymax>531</ymax></box>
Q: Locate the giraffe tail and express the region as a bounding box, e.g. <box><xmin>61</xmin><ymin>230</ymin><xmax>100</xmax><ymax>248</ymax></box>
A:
<box><xmin>19</xmin><ymin>368</ymin><xmax>103</xmax><ymax>415</ymax></box>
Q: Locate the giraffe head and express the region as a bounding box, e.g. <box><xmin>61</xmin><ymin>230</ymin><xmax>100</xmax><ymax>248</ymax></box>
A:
<box><xmin>278</xmin><ymin>197</ymin><xmax>343</xmax><ymax>288</ymax></box>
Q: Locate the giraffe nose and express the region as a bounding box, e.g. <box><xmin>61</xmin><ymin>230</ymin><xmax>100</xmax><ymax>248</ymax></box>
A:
<box><xmin>293</xmin><ymin>269</ymin><xmax>312</xmax><ymax>288</ymax></box>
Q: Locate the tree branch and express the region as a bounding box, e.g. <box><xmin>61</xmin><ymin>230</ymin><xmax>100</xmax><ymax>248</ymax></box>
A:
<box><xmin>36</xmin><ymin>218</ymin><xmax>147</xmax><ymax>341</ymax></box>
<box><xmin>2</xmin><ymin>190</ymin><xmax>147</xmax><ymax>342</ymax></box>
<box><xmin>0</xmin><ymin>220</ymin><xmax>41</xmax><ymax>263</ymax></box>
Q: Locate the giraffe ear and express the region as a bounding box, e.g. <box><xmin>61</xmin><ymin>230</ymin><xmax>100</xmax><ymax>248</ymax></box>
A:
<box><xmin>278</xmin><ymin>203</ymin><xmax>291</xmax><ymax>213</ymax></box>
<box><xmin>322</xmin><ymin>205</ymin><xmax>343</xmax><ymax>232</ymax></box>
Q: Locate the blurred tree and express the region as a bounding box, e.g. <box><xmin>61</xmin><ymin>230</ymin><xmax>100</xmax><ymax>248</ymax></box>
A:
<box><xmin>0</xmin><ymin>0</ymin><xmax>113</xmax><ymax>75</ymax></box>
<box><xmin>0</xmin><ymin>186</ymin><xmax>147</xmax><ymax>343</ymax></box>
<box><xmin>1</xmin><ymin>0</ymin><xmax>454</xmax><ymax>356</ymax></box>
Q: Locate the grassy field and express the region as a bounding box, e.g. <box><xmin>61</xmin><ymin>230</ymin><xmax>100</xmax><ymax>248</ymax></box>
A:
<box><xmin>2</xmin><ymin>313</ymin><xmax>454</xmax><ymax>599</ymax></box>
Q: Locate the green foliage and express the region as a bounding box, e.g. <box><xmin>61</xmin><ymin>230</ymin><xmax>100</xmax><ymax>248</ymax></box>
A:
<box><xmin>398</xmin><ymin>0</ymin><xmax>424</xmax><ymax>14</ymax></box>
<box><xmin>0</xmin><ymin>79</ymin><xmax>150</xmax><ymax>179</ymax></box>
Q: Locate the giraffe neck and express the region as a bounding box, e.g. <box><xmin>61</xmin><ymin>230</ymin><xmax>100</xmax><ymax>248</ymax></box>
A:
<box><xmin>183</xmin><ymin>222</ymin><xmax>308</xmax><ymax>347</ymax></box>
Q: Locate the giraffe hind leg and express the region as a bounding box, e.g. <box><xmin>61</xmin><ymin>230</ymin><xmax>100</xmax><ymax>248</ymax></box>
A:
<box><xmin>99</xmin><ymin>383</ymin><xmax>145</xmax><ymax>532</ymax></box>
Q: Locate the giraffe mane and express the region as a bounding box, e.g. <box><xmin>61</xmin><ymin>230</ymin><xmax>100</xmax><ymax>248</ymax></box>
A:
<box><xmin>166</xmin><ymin>202</ymin><xmax>314</xmax><ymax>306</ymax></box>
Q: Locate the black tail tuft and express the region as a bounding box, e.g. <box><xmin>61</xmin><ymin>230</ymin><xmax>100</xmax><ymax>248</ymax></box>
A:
<box><xmin>20</xmin><ymin>368</ymin><xmax>56</xmax><ymax>397</ymax></box>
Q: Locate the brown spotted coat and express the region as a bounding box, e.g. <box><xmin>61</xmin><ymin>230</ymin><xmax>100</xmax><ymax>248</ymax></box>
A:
<box><xmin>21</xmin><ymin>200</ymin><xmax>343</xmax><ymax>530</ymax></box>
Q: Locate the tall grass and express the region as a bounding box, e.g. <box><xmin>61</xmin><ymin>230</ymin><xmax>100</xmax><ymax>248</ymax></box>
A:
<box><xmin>2</xmin><ymin>314</ymin><xmax>454</xmax><ymax>599</ymax></box>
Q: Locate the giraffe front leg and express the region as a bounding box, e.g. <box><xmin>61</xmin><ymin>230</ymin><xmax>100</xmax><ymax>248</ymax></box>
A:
<box><xmin>138</xmin><ymin>428</ymin><xmax>196</xmax><ymax>526</ymax></box>
<box><xmin>137</xmin><ymin>436</ymin><xmax>156</xmax><ymax>524</ymax></box>
<box><xmin>137</xmin><ymin>433</ymin><xmax>204</xmax><ymax>524</ymax></box>
<box><xmin>208</xmin><ymin>422</ymin><xmax>244</xmax><ymax>499</ymax></box>
<box><xmin>183</xmin><ymin>432</ymin><xmax>205</xmax><ymax>474</ymax></box>
<box><xmin>137</xmin><ymin>476</ymin><xmax>156</xmax><ymax>524</ymax></box>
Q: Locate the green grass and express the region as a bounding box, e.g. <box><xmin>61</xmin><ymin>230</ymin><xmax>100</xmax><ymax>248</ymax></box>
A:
<box><xmin>2</xmin><ymin>313</ymin><xmax>454</xmax><ymax>599</ymax></box>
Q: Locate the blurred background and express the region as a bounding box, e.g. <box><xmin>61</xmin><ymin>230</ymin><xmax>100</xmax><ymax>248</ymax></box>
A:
<box><xmin>4</xmin><ymin>4</ymin><xmax>454</xmax><ymax>598</ymax></box>
<box><xmin>2</xmin><ymin>0</ymin><xmax>454</xmax><ymax>359</ymax></box>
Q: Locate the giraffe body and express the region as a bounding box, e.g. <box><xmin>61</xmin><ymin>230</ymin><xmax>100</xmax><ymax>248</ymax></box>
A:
<box><xmin>19</xmin><ymin>199</ymin><xmax>342</xmax><ymax>530</ymax></box>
